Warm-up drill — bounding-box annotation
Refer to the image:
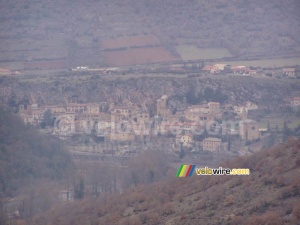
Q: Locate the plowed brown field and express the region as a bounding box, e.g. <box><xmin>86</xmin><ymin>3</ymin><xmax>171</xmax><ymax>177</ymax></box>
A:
<box><xmin>103</xmin><ymin>47</ymin><xmax>179</xmax><ymax>66</ymax></box>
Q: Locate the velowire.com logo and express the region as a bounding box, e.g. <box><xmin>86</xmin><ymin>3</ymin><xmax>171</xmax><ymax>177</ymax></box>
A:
<box><xmin>176</xmin><ymin>165</ymin><xmax>250</xmax><ymax>177</ymax></box>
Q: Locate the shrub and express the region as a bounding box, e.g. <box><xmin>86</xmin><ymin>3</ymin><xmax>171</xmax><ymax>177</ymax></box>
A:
<box><xmin>160</xmin><ymin>203</ymin><xmax>175</xmax><ymax>216</ymax></box>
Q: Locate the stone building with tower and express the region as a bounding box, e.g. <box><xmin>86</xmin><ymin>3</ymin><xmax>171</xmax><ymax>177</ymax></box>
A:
<box><xmin>239</xmin><ymin>119</ymin><xmax>260</xmax><ymax>141</ymax></box>
<box><xmin>156</xmin><ymin>95</ymin><xmax>168</xmax><ymax>117</ymax></box>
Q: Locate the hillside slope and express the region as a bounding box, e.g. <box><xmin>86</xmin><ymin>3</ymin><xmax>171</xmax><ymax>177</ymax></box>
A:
<box><xmin>32</xmin><ymin>139</ymin><xmax>300</xmax><ymax>225</ymax></box>
<box><xmin>0</xmin><ymin>108</ymin><xmax>73</xmax><ymax>197</ymax></box>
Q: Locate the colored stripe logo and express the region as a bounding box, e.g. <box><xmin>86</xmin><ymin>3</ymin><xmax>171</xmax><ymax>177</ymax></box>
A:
<box><xmin>176</xmin><ymin>164</ymin><xmax>196</xmax><ymax>177</ymax></box>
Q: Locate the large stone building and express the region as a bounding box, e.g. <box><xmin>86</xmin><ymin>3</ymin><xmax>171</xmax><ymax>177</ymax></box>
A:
<box><xmin>290</xmin><ymin>97</ymin><xmax>300</xmax><ymax>111</ymax></box>
<box><xmin>185</xmin><ymin>102</ymin><xmax>222</xmax><ymax>122</ymax></box>
<box><xmin>283</xmin><ymin>68</ymin><xmax>296</xmax><ymax>78</ymax></box>
<box><xmin>208</xmin><ymin>102</ymin><xmax>222</xmax><ymax>119</ymax></box>
<box><xmin>110</xmin><ymin>105</ymin><xmax>132</xmax><ymax>124</ymax></box>
<box><xmin>19</xmin><ymin>103</ymin><xmax>46</xmax><ymax>126</ymax></box>
<box><xmin>239</xmin><ymin>120</ymin><xmax>260</xmax><ymax>141</ymax></box>
<box><xmin>245</xmin><ymin>101</ymin><xmax>258</xmax><ymax>111</ymax></box>
<box><xmin>135</xmin><ymin>111</ymin><xmax>150</xmax><ymax>124</ymax></box>
<box><xmin>208</xmin><ymin>102</ymin><xmax>221</xmax><ymax>114</ymax></box>
<box><xmin>202</xmin><ymin>137</ymin><xmax>222</xmax><ymax>151</ymax></box>
<box><xmin>45</xmin><ymin>105</ymin><xmax>66</xmax><ymax>117</ymax></box>
<box><xmin>66</xmin><ymin>103</ymin><xmax>99</xmax><ymax>114</ymax></box>
<box><xmin>185</xmin><ymin>105</ymin><xmax>211</xmax><ymax>122</ymax></box>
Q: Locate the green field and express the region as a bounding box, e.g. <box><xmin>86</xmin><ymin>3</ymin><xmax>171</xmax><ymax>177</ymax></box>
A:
<box><xmin>220</xmin><ymin>57</ymin><xmax>300</xmax><ymax>68</ymax></box>
<box><xmin>176</xmin><ymin>45</ymin><xmax>232</xmax><ymax>61</ymax></box>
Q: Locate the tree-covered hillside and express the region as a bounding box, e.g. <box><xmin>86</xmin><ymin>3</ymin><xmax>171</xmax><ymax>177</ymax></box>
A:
<box><xmin>31</xmin><ymin>139</ymin><xmax>300</xmax><ymax>225</ymax></box>
<box><xmin>0</xmin><ymin>108</ymin><xmax>73</xmax><ymax>196</ymax></box>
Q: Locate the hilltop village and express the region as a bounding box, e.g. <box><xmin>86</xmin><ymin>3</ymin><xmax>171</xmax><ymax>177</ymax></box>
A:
<box><xmin>17</xmin><ymin>94</ymin><xmax>280</xmax><ymax>159</ymax></box>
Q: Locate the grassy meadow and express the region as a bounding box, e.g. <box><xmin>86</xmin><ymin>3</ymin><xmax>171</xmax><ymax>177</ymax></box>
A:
<box><xmin>176</xmin><ymin>45</ymin><xmax>232</xmax><ymax>61</ymax></box>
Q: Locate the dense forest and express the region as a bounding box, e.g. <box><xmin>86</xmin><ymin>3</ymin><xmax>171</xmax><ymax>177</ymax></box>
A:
<box><xmin>0</xmin><ymin>107</ymin><xmax>75</xmax><ymax>224</ymax></box>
